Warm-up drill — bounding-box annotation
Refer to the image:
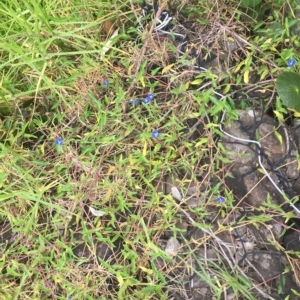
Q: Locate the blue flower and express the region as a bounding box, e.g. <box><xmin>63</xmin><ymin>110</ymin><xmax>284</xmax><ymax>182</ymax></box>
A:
<box><xmin>142</xmin><ymin>93</ymin><xmax>154</xmax><ymax>104</ymax></box>
<box><xmin>151</xmin><ymin>129</ymin><xmax>160</xmax><ymax>138</ymax></box>
<box><xmin>287</xmin><ymin>58</ymin><xmax>296</xmax><ymax>68</ymax></box>
<box><xmin>216</xmin><ymin>197</ymin><xmax>225</xmax><ymax>203</ymax></box>
<box><xmin>142</xmin><ymin>97</ymin><xmax>151</xmax><ymax>104</ymax></box>
<box><xmin>147</xmin><ymin>93</ymin><xmax>154</xmax><ymax>100</ymax></box>
<box><xmin>103</xmin><ymin>79</ymin><xmax>109</xmax><ymax>86</ymax></box>
<box><xmin>55</xmin><ymin>137</ymin><xmax>64</xmax><ymax>146</ymax></box>
<box><xmin>130</xmin><ymin>99</ymin><xmax>139</xmax><ymax>105</ymax></box>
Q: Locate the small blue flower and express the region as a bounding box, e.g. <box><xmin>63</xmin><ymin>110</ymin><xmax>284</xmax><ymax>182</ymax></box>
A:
<box><xmin>147</xmin><ymin>93</ymin><xmax>154</xmax><ymax>100</ymax></box>
<box><xmin>142</xmin><ymin>97</ymin><xmax>151</xmax><ymax>104</ymax></box>
<box><xmin>130</xmin><ymin>99</ymin><xmax>139</xmax><ymax>105</ymax></box>
<box><xmin>103</xmin><ymin>79</ymin><xmax>109</xmax><ymax>86</ymax></box>
<box><xmin>216</xmin><ymin>197</ymin><xmax>225</xmax><ymax>203</ymax></box>
<box><xmin>151</xmin><ymin>129</ymin><xmax>160</xmax><ymax>138</ymax></box>
<box><xmin>142</xmin><ymin>93</ymin><xmax>154</xmax><ymax>104</ymax></box>
<box><xmin>55</xmin><ymin>137</ymin><xmax>64</xmax><ymax>146</ymax></box>
<box><xmin>287</xmin><ymin>58</ymin><xmax>296</xmax><ymax>68</ymax></box>
<box><xmin>67</xmin><ymin>296</ymin><xmax>72</xmax><ymax>300</ymax></box>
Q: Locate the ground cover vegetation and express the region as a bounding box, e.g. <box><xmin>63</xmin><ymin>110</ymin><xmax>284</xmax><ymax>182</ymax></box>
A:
<box><xmin>1</xmin><ymin>0</ymin><xmax>300</xmax><ymax>299</ymax></box>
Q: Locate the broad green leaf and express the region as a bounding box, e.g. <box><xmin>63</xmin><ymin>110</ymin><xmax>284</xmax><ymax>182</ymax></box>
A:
<box><xmin>276</xmin><ymin>72</ymin><xmax>300</xmax><ymax>112</ymax></box>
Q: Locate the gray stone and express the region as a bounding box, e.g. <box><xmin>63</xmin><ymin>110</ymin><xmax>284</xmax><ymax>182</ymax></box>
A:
<box><xmin>283</xmin><ymin>230</ymin><xmax>300</xmax><ymax>251</ymax></box>
<box><xmin>221</xmin><ymin>109</ymin><xmax>287</xmax><ymax>208</ymax></box>
<box><xmin>286</xmin><ymin>150</ymin><xmax>300</xmax><ymax>180</ymax></box>
<box><xmin>195</xmin><ymin>247</ymin><xmax>219</xmax><ymax>261</ymax></box>
<box><xmin>191</xmin><ymin>287</ymin><xmax>213</xmax><ymax>300</ymax></box>
<box><xmin>248</xmin><ymin>219</ymin><xmax>283</xmax><ymax>250</ymax></box>
<box><xmin>232</xmin><ymin>224</ymin><xmax>247</xmax><ymax>239</ymax></box>
<box><xmin>251</xmin><ymin>251</ymin><xmax>282</xmax><ymax>281</ymax></box>
<box><xmin>185</xmin><ymin>196</ymin><xmax>206</xmax><ymax>208</ymax></box>
<box><xmin>222</xmin><ymin>109</ymin><xmax>286</xmax><ymax>165</ymax></box>
<box><xmin>188</xmin><ymin>227</ymin><xmax>204</xmax><ymax>241</ymax></box>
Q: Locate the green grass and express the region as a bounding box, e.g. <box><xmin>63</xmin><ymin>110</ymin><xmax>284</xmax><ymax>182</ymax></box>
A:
<box><xmin>1</xmin><ymin>0</ymin><xmax>300</xmax><ymax>299</ymax></box>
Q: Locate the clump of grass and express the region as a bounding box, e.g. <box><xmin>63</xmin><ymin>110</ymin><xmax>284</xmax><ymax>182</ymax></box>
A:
<box><xmin>1</xmin><ymin>0</ymin><xmax>300</xmax><ymax>299</ymax></box>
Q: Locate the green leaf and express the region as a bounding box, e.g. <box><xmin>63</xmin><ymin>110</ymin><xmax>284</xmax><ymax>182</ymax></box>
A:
<box><xmin>190</xmin><ymin>78</ymin><xmax>203</xmax><ymax>85</ymax></box>
<box><xmin>276</xmin><ymin>72</ymin><xmax>300</xmax><ymax>112</ymax></box>
<box><xmin>292</xmin><ymin>289</ymin><xmax>300</xmax><ymax>296</ymax></box>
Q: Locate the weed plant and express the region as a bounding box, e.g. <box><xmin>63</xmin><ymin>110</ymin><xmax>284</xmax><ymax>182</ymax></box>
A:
<box><xmin>0</xmin><ymin>0</ymin><xmax>300</xmax><ymax>299</ymax></box>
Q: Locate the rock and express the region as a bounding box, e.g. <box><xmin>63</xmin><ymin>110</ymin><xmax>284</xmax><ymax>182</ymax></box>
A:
<box><xmin>236</xmin><ymin>241</ymin><xmax>254</xmax><ymax>253</ymax></box>
<box><xmin>248</xmin><ymin>219</ymin><xmax>283</xmax><ymax>250</ymax></box>
<box><xmin>242</xmin><ymin>167</ymin><xmax>281</xmax><ymax>207</ymax></box>
<box><xmin>195</xmin><ymin>248</ymin><xmax>219</xmax><ymax>262</ymax></box>
<box><xmin>285</xmin><ymin>150</ymin><xmax>300</xmax><ymax>180</ymax></box>
<box><xmin>222</xmin><ymin>108</ymin><xmax>286</xmax><ymax>162</ymax></box>
<box><xmin>283</xmin><ymin>230</ymin><xmax>300</xmax><ymax>251</ymax></box>
<box><xmin>171</xmin><ymin>186</ymin><xmax>182</xmax><ymax>202</ymax></box>
<box><xmin>191</xmin><ymin>287</ymin><xmax>213</xmax><ymax>300</ymax></box>
<box><xmin>232</xmin><ymin>224</ymin><xmax>248</xmax><ymax>240</ymax></box>
<box><xmin>188</xmin><ymin>227</ymin><xmax>204</xmax><ymax>241</ymax></box>
<box><xmin>185</xmin><ymin>196</ymin><xmax>206</xmax><ymax>208</ymax></box>
<box><xmin>221</xmin><ymin>109</ymin><xmax>287</xmax><ymax>208</ymax></box>
<box><xmin>251</xmin><ymin>251</ymin><xmax>282</xmax><ymax>282</ymax></box>
<box><xmin>191</xmin><ymin>276</ymin><xmax>211</xmax><ymax>289</ymax></box>
<box><xmin>185</xmin><ymin>184</ymin><xmax>199</xmax><ymax>197</ymax></box>
<box><xmin>224</xmin><ymin>173</ymin><xmax>248</xmax><ymax>201</ymax></box>
<box><xmin>165</xmin><ymin>237</ymin><xmax>181</xmax><ymax>257</ymax></box>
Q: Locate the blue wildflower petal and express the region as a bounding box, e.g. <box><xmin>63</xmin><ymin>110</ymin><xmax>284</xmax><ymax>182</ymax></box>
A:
<box><xmin>142</xmin><ymin>93</ymin><xmax>154</xmax><ymax>104</ymax></box>
<box><xmin>147</xmin><ymin>93</ymin><xmax>154</xmax><ymax>100</ymax></box>
<box><xmin>287</xmin><ymin>58</ymin><xmax>296</xmax><ymax>68</ymax></box>
<box><xmin>151</xmin><ymin>129</ymin><xmax>160</xmax><ymax>138</ymax></box>
<box><xmin>103</xmin><ymin>79</ymin><xmax>109</xmax><ymax>86</ymax></box>
<box><xmin>130</xmin><ymin>99</ymin><xmax>139</xmax><ymax>105</ymax></box>
<box><xmin>142</xmin><ymin>97</ymin><xmax>151</xmax><ymax>104</ymax></box>
<box><xmin>216</xmin><ymin>197</ymin><xmax>225</xmax><ymax>203</ymax></box>
<box><xmin>55</xmin><ymin>137</ymin><xmax>64</xmax><ymax>146</ymax></box>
